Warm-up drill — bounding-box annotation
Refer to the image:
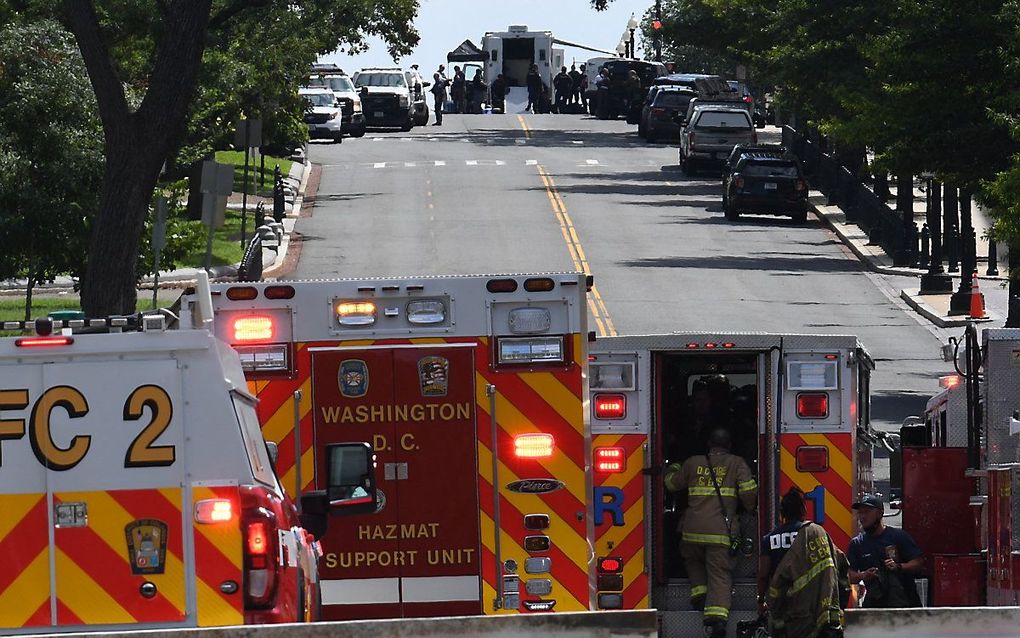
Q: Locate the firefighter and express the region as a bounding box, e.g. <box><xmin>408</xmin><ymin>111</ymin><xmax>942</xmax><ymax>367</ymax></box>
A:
<box><xmin>758</xmin><ymin>488</ymin><xmax>808</xmax><ymax>616</ymax></box>
<box><xmin>766</xmin><ymin>515</ymin><xmax>843</xmax><ymax>638</ymax></box>
<box><xmin>664</xmin><ymin>428</ymin><xmax>757</xmax><ymax>638</ymax></box>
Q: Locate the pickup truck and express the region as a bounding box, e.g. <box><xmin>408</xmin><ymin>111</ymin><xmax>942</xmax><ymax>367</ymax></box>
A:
<box><xmin>679</xmin><ymin>106</ymin><xmax>756</xmax><ymax>175</ymax></box>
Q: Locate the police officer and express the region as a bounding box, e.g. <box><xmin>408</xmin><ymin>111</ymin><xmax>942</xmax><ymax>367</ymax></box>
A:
<box><xmin>766</xmin><ymin>514</ymin><xmax>842</xmax><ymax>638</ymax></box>
<box><xmin>664</xmin><ymin>428</ymin><xmax>756</xmax><ymax>638</ymax></box>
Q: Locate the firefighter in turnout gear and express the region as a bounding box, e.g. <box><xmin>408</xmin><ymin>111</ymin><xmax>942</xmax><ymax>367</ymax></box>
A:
<box><xmin>665</xmin><ymin>428</ymin><xmax>757</xmax><ymax>638</ymax></box>
<box><xmin>766</xmin><ymin>519</ymin><xmax>843</xmax><ymax>638</ymax></box>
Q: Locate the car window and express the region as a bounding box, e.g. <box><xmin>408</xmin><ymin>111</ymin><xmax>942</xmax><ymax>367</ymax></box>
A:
<box><xmin>655</xmin><ymin>92</ymin><xmax>694</xmax><ymax>108</ymax></box>
<box><xmin>303</xmin><ymin>93</ymin><xmax>335</xmax><ymax>107</ymax></box>
<box><xmin>232</xmin><ymin>393</ymin><xmax>279</xmax><ymax>490</ymax></box>
<box><xmin>355</xmin><ymin>73</ymin><xmax>407</xmax><ymax>88</ymax></box>
<box><xmin>694</xmin><ymin>111</ymin><xmax>751</xmax><ymax>128</ymax></box>
<box><xmin>743</xmin><ymin>162</ymin><xmax>800</xmax><ymax>177</ymax></box>
<box><xmin>325</xmin><ymin>77</ymin><xmax>354</xmax><ymax>93</ymax></box>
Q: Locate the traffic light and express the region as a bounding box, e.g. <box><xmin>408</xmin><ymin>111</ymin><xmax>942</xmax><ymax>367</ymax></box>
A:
<box><xmin>651</xmin><ymin>19</ymin><xmax>663</xmax><ymax>30</ymax></box>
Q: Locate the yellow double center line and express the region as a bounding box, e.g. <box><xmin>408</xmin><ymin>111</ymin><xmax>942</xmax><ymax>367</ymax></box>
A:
<box><xmin>517</xmin><ymin>115</ymin><xmax>532</xmax><ymax>139</ymax></box>
<box><xmin>537</xmin><ymin>166</ymin><xmax>616</xmax><ymax>337</ymax></box>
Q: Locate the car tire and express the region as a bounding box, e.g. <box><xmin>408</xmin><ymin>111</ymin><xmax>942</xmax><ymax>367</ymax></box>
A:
<box><xmin>724</xmin><ymin>196</ymin><xmax>740</xmax><ymax>220</ymax></box>
<box><xmin>351</xmin><ymin>127</ymin><xmax>366</xmax><ymax>138</ymax></box>
<box><xmin>400</xmin><ymin>117</ymin><xmax>413</xmax><ymax>132</ymax></box>
<box><xmin>332</xmin><ymin>133</ymin><xmax>343</xmax><ymax>144</ymax></box>
<box><xmin>791</xmin><ymin>210</ymin><xmax>808</xmax><ymax>224</ymax></box>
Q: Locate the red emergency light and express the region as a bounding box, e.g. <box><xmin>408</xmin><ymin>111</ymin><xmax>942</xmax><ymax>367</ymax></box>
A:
<box><xmin>594</xmin><ymin>447</ymin><xmax>626</xmax><ymax>473</ymax></box>
<box><xmin>797</xmin><ymin>393</ymin><xmax>829</xmax><ymax>418</ymax></box>
<box><xmin>795</xmin><ymin>445</ymin><xmax>829</xmax><ymax>472</ymax></box>
<box><xmin>16</xmin><ymin>336</ymin><xmax>74</xmax><ymax>348</ymax></box>
<box><xmin>247</xmin><ymin>521</ymin><xmax>269</xmax><ymax>556</ymax></box>
<box><xmin>233</xmin><ymin>316</ymin><xmax>275</xmax><ymax>342</ymax></box>
<box><xmin>598</xmin><ymin>556</ymin><xmax>624</xmax><ymax>573</ymax></box>
<box><xmin>941</xmin><ymin>375</ymin><xmax>962</xmax><ymax>389</ymax></box>
<box><xmin>515</xmin><ymin>433</ymin><xmax>554</xmax><ymax>459</ymax></box>
<box><xmin>594</xmin><ymin>394</ymin><xmax>626</xmax><ymax>420</ymax></box>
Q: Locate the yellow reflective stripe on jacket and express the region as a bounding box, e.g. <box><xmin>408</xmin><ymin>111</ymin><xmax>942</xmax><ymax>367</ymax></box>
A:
<box><xmin>682</xmin><ymin>532</ymin><xmax>731</xmax><ymax>546</ymax></box>
<box><xmin>691</xmin><ymin>585</ymin><xmax>708</xmax><ymax>597</ymax></box>
<box><xmin>738</xmin><ymin>479</ymin><xmax>757</xmax><ymax>493</ymax></box>
<box><xmin>688</xmin><ymin>486</ymin><xmax>736</xmax><ymax>497</ymax></box>
<box><xmin>704</xmin><ymin>606</ymin><xmax>729</xmax><ymax>619</ymax></box>
<box><xmin>789</xmin><ymin>556</ymin><xmax>836</xmax><ymax>596</ymax></box>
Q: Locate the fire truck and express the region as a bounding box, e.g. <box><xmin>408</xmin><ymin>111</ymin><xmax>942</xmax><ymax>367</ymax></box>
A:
<box><xmin>0</xmin><ymin>273</ymin><xmax>373</xmax><ymax>634</ymax></box>
<box><xmin>899</xmin><ymin>326</ymin><xmax>1020</xmax><ymax>608</ymax></box>
<box><xmin>179</xmin><ymin>273</ymin><xmax>877</xmax><ymax>634</ymax></box>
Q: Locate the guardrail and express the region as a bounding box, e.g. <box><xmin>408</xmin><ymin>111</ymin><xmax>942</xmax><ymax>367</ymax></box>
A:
<box><xmin>24</xmin><ymin>609</ymin><xmax>657</xmax><ymax>638</ymax></box>
<box><xmin>845</xmin><ymin>606</ymin><xmax>1020</xmax><ymax>638</ymax></box>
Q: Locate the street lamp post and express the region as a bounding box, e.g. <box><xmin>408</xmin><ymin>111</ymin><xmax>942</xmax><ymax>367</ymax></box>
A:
<box><xmin>919</xmin><ymin>175</ymin><xmax>952</xmax><ymax>294</ymax></box>
<box><xmin>627</xmin><ymin>14</ymin><xmax>639</xmax><ymax>59</ymax></box>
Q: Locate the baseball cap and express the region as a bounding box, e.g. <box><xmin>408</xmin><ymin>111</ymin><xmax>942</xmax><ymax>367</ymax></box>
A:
<box><xmin>851</xmin><ymin>495</ymin><xmax>884</xmax><ymax>511</ymax></box>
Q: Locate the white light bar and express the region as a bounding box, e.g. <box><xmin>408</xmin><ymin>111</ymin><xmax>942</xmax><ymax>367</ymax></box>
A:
<box><xmin>787</xmin><ymin>361</ymin><xmax>838</xmax><ymax>390</ymax></box>
<box><xmin>498</xmin><ymin>336</ymin><xmax>564</xmax><ymax>364</ymax></box>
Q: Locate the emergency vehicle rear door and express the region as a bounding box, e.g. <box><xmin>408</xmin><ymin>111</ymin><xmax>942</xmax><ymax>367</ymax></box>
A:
<box><xmin>45</xmin><ymin>360</ymin><xmax>188</xmax><ymax>628</ymax></box>
<box><xmin>311</xmin><ymin>345</ymin><xmax>481</xmax><ymax>619</ymax></box>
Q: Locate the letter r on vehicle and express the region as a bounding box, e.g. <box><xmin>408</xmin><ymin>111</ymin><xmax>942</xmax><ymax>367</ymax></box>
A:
<box><xmin>594</xmin><ymin>486</ymin><xmax>624</xmax><ymax>526</ymax></box>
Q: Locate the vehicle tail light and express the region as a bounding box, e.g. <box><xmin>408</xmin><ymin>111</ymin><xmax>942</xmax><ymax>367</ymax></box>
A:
<box><xmin>651</xmin><ymin>107</ymin><xmax>666</xmax><ymax>117</ymax></box>
<box><xmin>264</xmin><ymin>285</ymin><xmax>295</xmax><ymax>300</ymax></box>
<box><xmin>796</xmin><ymin>180</ymin><xmax>807</xmax><ymax>191</ymax></box>
<box><xmin>599</xmin><ymin>556</ymin><xmax>623</xmax><ymax>573</ymax></box>
<box><xmin>940</xmin><ymin>374</ymin><xmax>962</xmax><ymax>389</ymax></box>
<box><xmin>594</xmin><ymin>447</ymin><xmax>626</xmax><ymax>473</ymax></box>
<box><xmin>226</xmin><ymin>286</ymin><xmax>259</xmax><ymax>301</ymax></box>
<box><xmin>743</xmin><ymin>95</ymin><xmax>753</xmax><ymax>104</ymax></box>
<box><xmin>515</xmin><ymin>433</ymin><xmax>554</xmax><ymax>459</ymax></box>
<box><xmin>16</xmin><ymin>336</ymin><xmax>73</xmax><ymax>347</ymax></box>
<box><xmin>233</xmin><ymin>316</ymin><xmax>274</xmax><ymax>342</ymax></box>
<box><xmin>243</xmin><ymin>510</ymin><xmax>279</xmax><ymax>609</ymax></box>
<box><xmin>594</xmin><ymin>394</ymin><xmax>626</xmax><ymax>420</ymax></box>
<box><xmin>734</xmin><ymin>176</ymin><xmax>744</xmax><ymax>189</ymax></box>
<box><xmin>797</xmin><ymin>393</ymin><xmax>829</xmax><ymax>418</ymax></box>
<box><xmin>796</xmin><ymin>445</ymin><xmax>829</xmax><ymax>472</ymax></box>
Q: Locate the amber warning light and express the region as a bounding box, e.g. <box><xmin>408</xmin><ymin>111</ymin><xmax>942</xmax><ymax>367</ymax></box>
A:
<box><xmin>194</xmin><ymin>499</ymin><xmax>233</xmax><ymax>524</ymax></box>
<box><xmin>594</xmin><ymin>394</ymin><xmax>626</xmax><ymax>420</ymax></box>
<box><xmin>233</xmin><ymin>316</ymin><xmax>274</xmax><ymax>342</ymax></box>
<box><xmin>514</xmin><ymin>433</ymin><xmax>554</xmax><ymax>459</ymax></box>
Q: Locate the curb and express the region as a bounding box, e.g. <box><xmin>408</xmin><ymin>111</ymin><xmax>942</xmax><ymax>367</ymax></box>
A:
<box><xmin>262</xmin><ymin>158</ymin><xmax>311</xmax><ymax>279</ymax></box>
<box><xmin>897</xmin><ymin>289</ymin><xmax>992</xmax><ymax>328</ymax></box>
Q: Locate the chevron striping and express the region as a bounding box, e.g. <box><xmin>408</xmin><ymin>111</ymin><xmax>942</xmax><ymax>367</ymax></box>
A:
<box><xmin>518</xmin><ymin>371</ymin><xmax>585</xmax><ymax>434</ymax></box>
<box><xmin>55</xmin><ymin>547</ymin><xmax>133</xmax><ymax>625</ymax></box>
<box><xmin>780</xmin><ymin>447</ymin><xmax>852</xmax><ymax>546</ymax></box>
<box><xmin>0</xmin><ymin>494</ymin><xmax>48</xmax><ymax>601</ymax></box>
<box><xmin>1</xmin><ymin>551</ymin><xmax>50</xmax><ymax>627</ymax></box>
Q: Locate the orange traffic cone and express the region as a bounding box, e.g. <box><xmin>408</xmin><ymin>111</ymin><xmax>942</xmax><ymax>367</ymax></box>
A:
<box><xmin>970</xmin><ymin>273</ymin><xmax>986</xmax><ymax>319</ymax></box>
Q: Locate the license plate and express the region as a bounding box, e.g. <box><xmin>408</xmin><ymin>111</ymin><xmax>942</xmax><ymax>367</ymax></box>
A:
<box><xmin>374</xmin><ymin>111</ymin><xmax>385</xmax><ymax>118</ymax></box>
<box><xmin>764</xmin><ymin>182</ymin><xmax>778</xmax><ymax>190</ymax></box>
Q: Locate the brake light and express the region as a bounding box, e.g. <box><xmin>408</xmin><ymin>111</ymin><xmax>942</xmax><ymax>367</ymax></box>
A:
<box><xmin>651</xmin><ymin>107</ymin><xmax>666</xmax><ymax>116</ymax></box>
<box><xmin>594</xmin><ymin>447</ymin><xmax>626</xmax><ymax>473</ymax></box>
<box><xmin>743</xmin><ymin>95</ymin><xmax>753</xmax><ymax>104</ymax></box>
<box><xmin>15</xmin><ymin>336</ymin><xmax>73</xmax><ymax>347</ymax></box>
<box><xmin>796</xmin><ymin>180</ymin><xmax>807</xmax><ymax>191</ymax></box>
<box><xmin>599</xmin><ymin>557</ymin><xmax>623</xmax><ymax>573</ymax></box>
<box><xmin>734</xmin><ymin>176</ymin><xmax>744</xmax><ymax>189</ymax></box>
<box><xmin>194</xmin><ymin>498</ymin><xmax>233</xmax><ymax>524</ymax></box>
<box><xmin>941</xmin><ymin>374</ymin><xmax>962</xmax><ymax>389</ymax></box>
<box><xmin>797</xmin><ymin>393</ymin><xmax>829</xmax><ymax>418</ymax></box>
<box><xmin>594</xmin><ymin>394</ymin><xmax>626</xmax><ymax>420</ymax></box>
<box><xmin>795</xmin><ymin>445</ymin><xmax>830</xmax><ymax>472</ymax></box>
<box><xmin>233</xmin><ymin>316</ymin><xmax>274</xmax><ymax>342</ymax></box>
<box><xmin>515</xmin><ymin>433</ymin><xmax>554</xmax><ymax>459</ymax></box>
<box><xmin>244</xmin><ymin>511</ymin><xmax>279</xmax><ymax>609</ymax></box>
<box><xmin>264</xmin><ymin>285</ymin><xmax>295</xmax><ymax>300</ymax></box>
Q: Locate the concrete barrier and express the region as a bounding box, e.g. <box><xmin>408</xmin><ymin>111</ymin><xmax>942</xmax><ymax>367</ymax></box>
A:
<box><xmin>845</xmin><ymin>606</ymin><xmax>1020</xmax><ymax>638</ymax></box>
<box><xmin>23</xmin><ymin>610</ymin><xmax>657</xmax><ymax>638</ymax></box>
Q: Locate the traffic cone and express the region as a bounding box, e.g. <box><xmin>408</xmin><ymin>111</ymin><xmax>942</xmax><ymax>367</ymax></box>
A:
<box><xmin>970</xmin><ymin>272</ymin><xmax>986</xmax><ymax>319</ymax></box>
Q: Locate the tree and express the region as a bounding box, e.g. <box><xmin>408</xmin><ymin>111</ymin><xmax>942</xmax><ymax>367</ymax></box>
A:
<box><xmin>0</xmin><ymin>19</ymin><xmax>102</xmax><ymax>319</ymax></box>
<box><xmin>12</xmin><ymin>0</ymin><xmax>419</xmax><ymax>317</ymax></box>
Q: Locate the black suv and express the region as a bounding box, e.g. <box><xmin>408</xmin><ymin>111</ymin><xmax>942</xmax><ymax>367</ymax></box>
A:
<box><xmin>721</xmin><ymin>145</ymin><xmax>809</xmax><ymax>222</ymax></box>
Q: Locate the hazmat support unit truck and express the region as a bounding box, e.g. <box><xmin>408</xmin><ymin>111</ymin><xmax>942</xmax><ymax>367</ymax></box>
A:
<box><xmin>179</xmin><ymin>272</ymin><xmax>878</xmax><ymax>634</ymax></box>
<box><xmin>0</xmin><ymin>274</ymin><xmax>373</xmax><ymax>635</ymax></box>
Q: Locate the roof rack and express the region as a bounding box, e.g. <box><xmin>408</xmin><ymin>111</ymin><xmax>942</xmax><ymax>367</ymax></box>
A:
<box><xmin>311</xmin><ymin>63</ymin><xmax>345</xmax><ymax>74</ymax></box>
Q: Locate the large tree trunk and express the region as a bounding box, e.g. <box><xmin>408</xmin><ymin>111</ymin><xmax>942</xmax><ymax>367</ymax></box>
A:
<box><xmin>65</xmin><ymin>0</ymin><xmax>213</xmax><ymax>317</ymax></box>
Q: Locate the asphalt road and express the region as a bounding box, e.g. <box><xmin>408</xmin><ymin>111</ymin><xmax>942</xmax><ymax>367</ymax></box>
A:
<box><xmin>298</xmin><ymin>113</ymin><xmax>972</xmax><ymax>432</ymax></box>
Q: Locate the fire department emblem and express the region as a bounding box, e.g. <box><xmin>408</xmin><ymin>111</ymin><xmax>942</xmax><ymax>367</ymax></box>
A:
<box><xmin>417</xmin><ymin>356</ymin><xmax>449</xmax><ymax>397</ymax></box>
<box><xmin>125</xmin><ymin>519</ymin><xmax>168</xmax><ymax>575</ymax></box>
<box><xmin>339</xmin><ymin>359</ymin><xmax>369</xmax><ymax>398</ymax></box>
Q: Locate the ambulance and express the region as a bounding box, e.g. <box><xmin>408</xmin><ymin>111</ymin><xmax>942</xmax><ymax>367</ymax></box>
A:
<box><xmin>0</xmin><ymin>274</ymin><xmax>374</xmax><ymax>634</ymax></box>
<box><xmin>179</xmin><ymin>273</ymin><xmax>878</xmax><ymax>634</ymax></box>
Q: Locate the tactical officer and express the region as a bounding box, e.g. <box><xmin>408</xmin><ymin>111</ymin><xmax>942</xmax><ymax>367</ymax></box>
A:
<box><xmin>664</xmin><ymin>428</ymin><xmax>756</xmax><ymax>638</ymax></box>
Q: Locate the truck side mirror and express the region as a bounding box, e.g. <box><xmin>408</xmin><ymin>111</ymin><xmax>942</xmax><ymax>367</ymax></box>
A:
<box><xmin>325</xmin><ymin>442</ymin><xmax>377</xmax><ymax>516</ymax></box>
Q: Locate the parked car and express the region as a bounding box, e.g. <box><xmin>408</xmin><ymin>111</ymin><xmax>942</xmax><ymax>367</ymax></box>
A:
<box><xmin>298</xmin><ymin>87</ymin><xmax>344</xmax><ymax>143</ymax></box>
<box><xmin>307</xmin><ymin>68</ymin><xmax>365</xmax><ymax>138</ymax></box>
<box><xmin>351</xmin><ymin>67</ymin><xmax>415</xmax><ymax>132</ymax></box>
<box><xmin>721</xmin><ymin>145</ymin><xmax>809</xmax><ymax>222</ymax></box>
<box><xmin>726</xmin><ymin>80</ymin><xmax>766</xmax><ymax>128</ymax></box>
<box><xmin>640</xmin><ymin>87</ymin><xmax>696</xmax><ymax>142</ymax></box>
<box><xmin>679</xmin><ymin>106</ymin><xmax>756</xmax><ymax>174</ymax></box>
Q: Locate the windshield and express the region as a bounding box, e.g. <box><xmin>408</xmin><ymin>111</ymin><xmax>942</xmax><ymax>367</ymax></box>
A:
<box><xmin>324</xmin><ymin>77</ymin><xmax>354</xmax><ymax>93</ymax></box>
<box><xmin>694</xmin><ymin>111</ymin><xmax>751</xmax><ymax>128</ymax></box>
<box><xmin>743</xmin><ymin>162</ymin><xmax>800</xmax><ymax>177</ymax></box>
<box><xmin>655</xmin><ymin>92</ymin><xmax>694</xmax><ymax>108</ymax></box>
<box><xmin>303</xmin><ymin>93</ymin><xmax>336</xmax><ymax>107</ymax></box>
<box><xmin>355</xmin><ymin>73</ymin><xmax>407</xmax><ymax>88</ymax></box>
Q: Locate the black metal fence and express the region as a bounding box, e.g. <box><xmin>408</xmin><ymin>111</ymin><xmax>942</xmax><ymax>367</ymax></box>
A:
<box><xmin>782</xmin><ymin>126</ymin><xmax>906</xmax><ymax>260</ymax></box>
<box><xmin>237</xmin><ymin>233</ymin><xmax>263</xmax><ymax>282</ymax></box>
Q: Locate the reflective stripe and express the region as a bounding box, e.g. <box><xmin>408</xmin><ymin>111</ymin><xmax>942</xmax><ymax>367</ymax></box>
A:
<box><xmin>688</xmin><ymin>486</ymin><xmax>736</xmax><ymax>497</ymax></box>
<box><xmin>321</xmin><ymin>578</ymin><xmax>400</xmax><ymax>605</ymax></box>
<box><xmin>691</xmin><ymin>585</ymin><xmax>708</xmax><ymax>597</ymax></box>
<box><xmin>738</xmin><ymin>479</ymin><xmax>757</xmax><ymax>493</ymax></box>
<box><xmin>401</xmin><ymin>576</ymin><xmax>480</xmax><ymax>602</ymax></box>
<box><xmin>682</xmin><ymin>532</ymin><xmax>731</xmax><ymax>546</ymax></box>
<box><xmin>789</xmin><ymin>557</ymin><xmax>835</xmax><ymax>596</ymax></box>
<box><xmin>704</xmin><ymin>605</ymin><xmax>729</xmax><ymax>619</ymax></box>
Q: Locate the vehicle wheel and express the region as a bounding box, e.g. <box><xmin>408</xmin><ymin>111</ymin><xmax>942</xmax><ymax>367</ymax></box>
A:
<box><xmin>647</xmin><ymin>132</ymin><xmax>657</xmax><ymax>143</ymax></box>
<box><xmin>638</xmin><ymin>123</ymin><xmax>646</xmax><ymax>139</ymax></box>
<box><xmin>725</xmin><ymin>197</ymin><xmax>740</xmax><ymax>220</ymax></box>
<box><xmin>332</xmin><ymin>133</ymin><xmax>343</xmax><ymax>144</ymax></box>
<box><xmin>400</xmin><ymin>117</ymin><xmax>413</xmax><ymax>132</ymax></box>
<box><xmin>351</xmin><ymin>127</ymin><xmax>366</xmax><ymax>138</ymax></box>
<box><xmin>791</xmin><ymin>210</ymin><xmax>808</xmax><ymax>224</ymax></box>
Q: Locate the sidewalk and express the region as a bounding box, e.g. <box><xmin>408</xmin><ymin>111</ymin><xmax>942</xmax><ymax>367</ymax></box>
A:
<box><xmin>0</xmin><ymin>153</ymin><xmax>310</xmax><ymax>298</ymax></box>
<box><xmin>809</xmin><ymin>190</ymin><xmax>1008</xmax><ymax>328</ymax></box>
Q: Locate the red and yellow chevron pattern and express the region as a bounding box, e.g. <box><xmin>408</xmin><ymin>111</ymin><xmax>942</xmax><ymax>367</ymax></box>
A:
<box><xmin>592</xmin><ymin>433</ymin><xmax>648</xmax><ymax>608</ymax></box>
<box><xmin>0</xmin><ymin>493</ymin><xmax>51</xmax><ymax>628</ymax></box>
<box><xmin>779</xmin><ymin>433</ymin><xmax>855</xmax><ymax>549</ymax></box>
<box><xmin>191</xmin><ymin>485</ymin><xmax>244</xmax><ymax>627</ymax></box>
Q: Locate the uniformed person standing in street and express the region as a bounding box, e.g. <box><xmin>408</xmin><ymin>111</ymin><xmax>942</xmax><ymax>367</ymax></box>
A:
<box><xmin>664</xmin><ymin>428</ymin><xmax>757</xmax><ymax>638</ymax></box>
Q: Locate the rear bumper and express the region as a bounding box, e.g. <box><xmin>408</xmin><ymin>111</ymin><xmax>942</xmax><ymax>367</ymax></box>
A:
<box><xmin>341</xmin><ymin>114</ymin><xmax>365</xmax><ymax>134</ymax></box>
<box><xmin>308</xmin><ymin>121</ymin><xmax>342</xmax><ymax>139</ymax></box>
<box><xmin>732</xmin><ymin>195</ymin><xmax>808</xmax><ymax>215</ymax></box>
<box><xmin>363</xmin><ymin>109</ymin><xmax>411</xmax><ymax>127</ymax></box>
<box><xmin>647</xmin><ymin>120</ymin><xmax>679</xmax><ymax>138</ymax></box>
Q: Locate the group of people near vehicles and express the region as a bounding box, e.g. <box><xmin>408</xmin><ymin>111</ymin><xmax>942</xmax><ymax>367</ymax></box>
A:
<box><xmin>664</xmin><ymin>375</ymin><xmax>924</xmax><ymax>638</ymax></box>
